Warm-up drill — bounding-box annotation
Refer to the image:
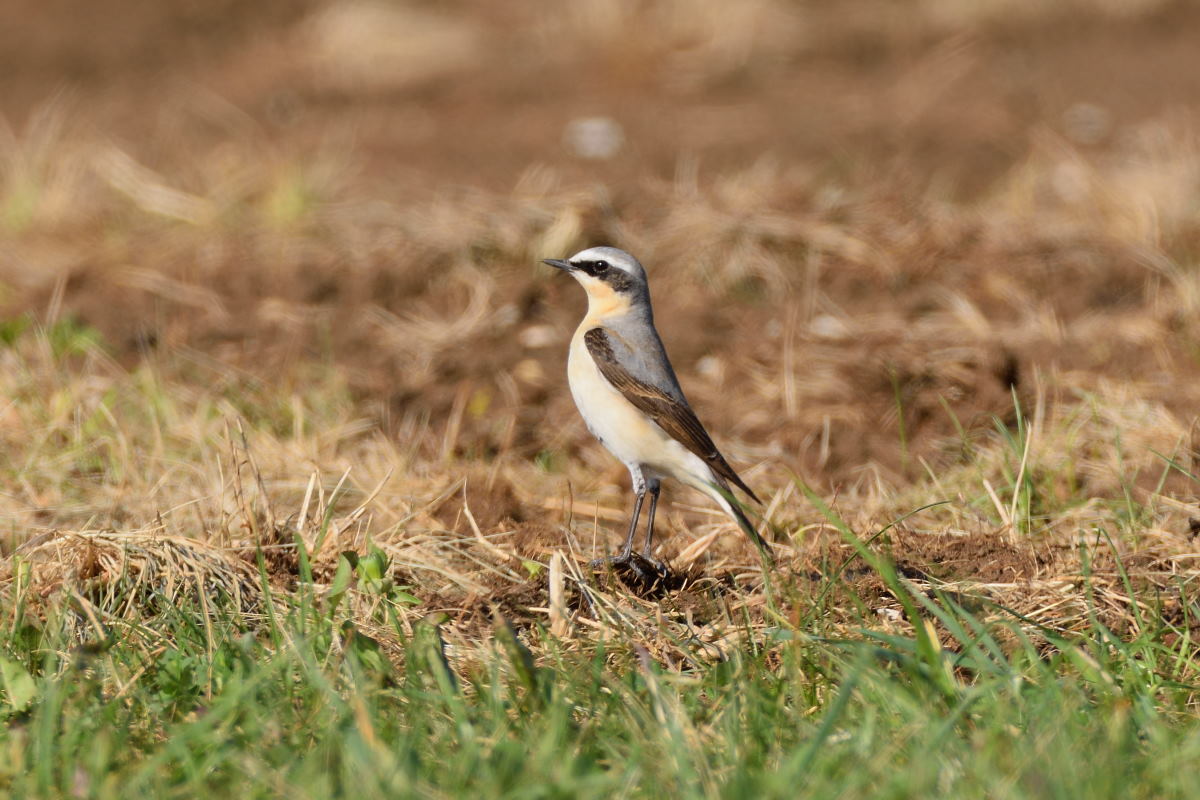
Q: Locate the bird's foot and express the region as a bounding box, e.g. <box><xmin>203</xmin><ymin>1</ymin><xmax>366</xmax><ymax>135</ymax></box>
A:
<box><xmin>588</xmin><ymin>552</ymin><xmax>671</xmax><ymax>589</ymax></box>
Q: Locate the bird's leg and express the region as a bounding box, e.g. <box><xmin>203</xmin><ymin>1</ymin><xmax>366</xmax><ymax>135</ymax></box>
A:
<box><xmin>616</xmin><ymin>488</ymin><xmax>646</xmax><ymax>561</ymax></box>
<box><xmin>591</xmin><ymin>472</ymin><xmax>646</xmax><ymax>568</ymax></box>
<box><xmin>640</xmin><ymin>480</ymin><xmax>661</xmax><ymax>559</ymax></box>
<box><xmin>590</xmin><ymin>471</ymin><xmax>667</xmax><ymax>587</ymax></box>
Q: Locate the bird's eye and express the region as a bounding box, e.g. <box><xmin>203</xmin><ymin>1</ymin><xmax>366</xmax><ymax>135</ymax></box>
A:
<box><xmin>594</xmin><ymin>260</ymin><xmax>609</xmax><ymax>272</ymax></box>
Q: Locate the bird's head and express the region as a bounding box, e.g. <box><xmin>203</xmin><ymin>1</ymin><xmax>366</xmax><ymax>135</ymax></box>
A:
<box><xmin>542</xmin><ymin>246</ymin><xmax>649</xmax><ymax>317</ymax></box>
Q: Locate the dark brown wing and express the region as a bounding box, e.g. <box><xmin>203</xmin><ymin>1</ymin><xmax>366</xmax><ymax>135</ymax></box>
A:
<box><xmin>584</xmin><ymin>327</ymin><xmax>761</xmax><ymax>503</ymax></box>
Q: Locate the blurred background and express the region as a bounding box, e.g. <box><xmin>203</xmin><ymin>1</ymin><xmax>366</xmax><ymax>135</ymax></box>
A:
<box><xmin>2</xmin><ymin>0</ymin><xmax>1199</xmax><ymax>543</ymax></box>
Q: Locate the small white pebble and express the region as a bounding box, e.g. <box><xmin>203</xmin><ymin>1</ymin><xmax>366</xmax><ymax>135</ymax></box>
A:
<box><xmin>696</xmin><ymin>355</ymin><xmax>723</xmax><ymax>380</ymax></box>
<box><xmin>519</xmin><ymin>324</ymin><xmax>559</xmax><ymax>349</ymax></box>
<box><xmin>564</xmin><ymin>117</ymin><xmax>624</xmax><ymax>160</ymax></box>
<box><xmin>810</xmin><ymin>314</ymin><xmax>849</xmax><ymax>339</ymax></box>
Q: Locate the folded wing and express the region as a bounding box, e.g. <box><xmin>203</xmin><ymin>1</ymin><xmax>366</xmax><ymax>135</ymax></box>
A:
<box><xmin>584</xmin><ymin>327</ymin><xmax>761</xmax><ymax>503</ymax></box>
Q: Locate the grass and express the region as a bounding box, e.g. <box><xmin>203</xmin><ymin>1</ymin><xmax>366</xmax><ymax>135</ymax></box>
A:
<box><xmin>5</xmin><ymin>2</ymin><xmax>1200</xmax><ymax>795</ymax></box>
<box><xmin>4</xmin><ymin>213</ymin><xmax>1200</xmax><ymax>798</ymax></box>
<box><xmin>4</xmin><ymin>159</ymin><xmax>1200</xmax><ymax>795</ymax></box>
<box><xmin>1</xmin><ymin>324</ymin><xmax>1199</xmax><ymax>797</ymax></box>
<box><xmin>4</xmin><ymin>518</ymin><xmax>1200</xmax><ymax>798</ymax></box>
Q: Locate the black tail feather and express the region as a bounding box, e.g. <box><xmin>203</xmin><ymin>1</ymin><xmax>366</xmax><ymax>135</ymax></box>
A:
<box><xmin>717</xmin><ymin>480</ymin><xmax>775</xmax><ymax>567</ymax></box>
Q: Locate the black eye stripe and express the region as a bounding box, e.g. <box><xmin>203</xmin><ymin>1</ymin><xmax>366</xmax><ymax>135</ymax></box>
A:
<box><xmin>570</xmin><ymin>259</ymin><xmax>635</xmax><ymax>291</ymax></box>
<box><xmin>576</xmin><ymin>260</ymin><xmax>610</xmax><ymax>276</ymax></box>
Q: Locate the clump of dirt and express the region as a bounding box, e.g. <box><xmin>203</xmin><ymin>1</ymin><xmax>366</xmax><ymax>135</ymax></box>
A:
<box><xmin>889</xmin><ymin>529</ymin><xmax>1048</xmax><ymax>584</ymax></box>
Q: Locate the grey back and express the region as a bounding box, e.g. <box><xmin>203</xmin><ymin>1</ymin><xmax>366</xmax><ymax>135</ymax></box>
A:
<box><xmin>598</xmin><ymin>309</ymin><xmax>689</xmax><ymax>405</ymax></box>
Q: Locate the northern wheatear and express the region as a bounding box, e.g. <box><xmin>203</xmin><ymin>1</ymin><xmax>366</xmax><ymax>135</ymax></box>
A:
<box><xmin>543</xmin><ymin>246</ymin><xmax>771</xmax><ymax>574</ymax></box>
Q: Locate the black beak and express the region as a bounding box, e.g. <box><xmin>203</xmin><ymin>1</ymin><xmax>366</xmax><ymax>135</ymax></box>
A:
<box><xmin>542</xmin><ymin>258</ymin><xmax>574</xmax><ymax>272</ymax></box>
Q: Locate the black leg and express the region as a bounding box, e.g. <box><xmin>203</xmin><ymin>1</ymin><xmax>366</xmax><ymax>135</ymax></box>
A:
<box><xmin>617</xmin><ymin>488</ymin><xmax>646</xmax><ymax>560</ymax></box>
<box><xmin>589</xmin><ymin>480</ymin><xmax>669</xmax><ymax>590</ymax></box>
<box><xmin>640</xmin><ymin>482</ymin><xmax>661</xmax><ymax>558</ymax></box>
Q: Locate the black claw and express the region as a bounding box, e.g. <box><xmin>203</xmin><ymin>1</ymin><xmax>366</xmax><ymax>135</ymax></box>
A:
<box><xmin>589</xmin><ymin>552</ymin><xmax>670</xmax><ymax>589</ymax></box>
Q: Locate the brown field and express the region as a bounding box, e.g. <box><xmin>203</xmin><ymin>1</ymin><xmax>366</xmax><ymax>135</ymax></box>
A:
<box><xmin>3</xmin><ymin>0</ymin><xmax>1200</xmax><ymax>655</ymax></box>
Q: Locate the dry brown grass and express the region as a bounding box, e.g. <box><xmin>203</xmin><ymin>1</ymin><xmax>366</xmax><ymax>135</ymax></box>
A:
<box><xmin>2</xmin><ymin>0</ymin><xmax>1200</xmax><ymax>665</ymax></box>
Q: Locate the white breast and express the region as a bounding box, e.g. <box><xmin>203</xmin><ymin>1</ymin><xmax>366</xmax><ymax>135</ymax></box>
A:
<box><xmin>567</xmin><ymin>326</ymin><xmax>712</xmax><ymax>487</ymax></box>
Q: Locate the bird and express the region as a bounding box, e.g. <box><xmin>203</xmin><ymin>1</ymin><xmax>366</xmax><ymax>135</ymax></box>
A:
<box><xmin>543</xmin><ymin>246</ymin><xmax>772</xmax><ymax>575</ymax></box>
